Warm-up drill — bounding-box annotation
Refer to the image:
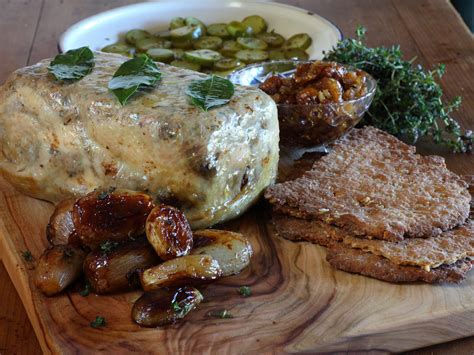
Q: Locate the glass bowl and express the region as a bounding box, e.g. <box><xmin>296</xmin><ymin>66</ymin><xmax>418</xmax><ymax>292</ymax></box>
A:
<box><xmin>229</xmin><ymin>60</ymin><xmax>377</xmax><ymax>148</ymax></box>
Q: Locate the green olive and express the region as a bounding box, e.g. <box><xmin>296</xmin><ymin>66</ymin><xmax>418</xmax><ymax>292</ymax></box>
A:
<box><xmin>220</xmin><ymin>40</ymin><xmax>243</xmax><ymax>57</ymax></box>
<box><xmin>147</xmin><ymin>48</ymin><xmax>175</xmax><ymax>63</ymax></box>
<box><xmin>258</xmin><ymin>32</ymin><xmax>285</xmax><ymax>48</ymax></box>
<box><xmin>213</xmin><ymin>58</ymin><xmax>242</xmax><ymax>71</ymax></box>
<box><xmin>185</xmin><ymin>17</ymin><xmax>207</xmax><ymax>34</ymax></box>
<box><xmin>101</xmin><ymin>43</ymin><xmax>134</xmax><ymax>57</ymax></box>
<box><xmin>242</xmin><ymin>15</ymin><xmax>267</xmax><ymax>35</ymax></box>
<box><xmin>227</xmin><ymin>21</ymin><xmax>249</xmax><ymax>38</ymax></box>
<box><xmin>171</xmin><ymin>39</ymin><xmax>194</xmax><ymax>49</ymax></box>
<box><xmin>284</xmin><ymin>33</ymin><xmax>312</xmax><ymax>50</ymax></box>
<box><xmin>237</xmin><ymin>37</ymin><xmax>268</xmax><ymax>50</ymax></box>
<box><xmin>268</xmin><ymin>50</ymin><xmax>286</xmax><ymax>61</ymax></box>
<box><xmin>136</xmin><ymin>37</ymin><xmax>171</xmax><ymax>52</ymax></box>
<box><xmin>125</xmin><ymin>29</ymin><xmax>152</xmax><ymax>45</ymax></box>
<box><xmin>169</xmin><ymin>17</ymin><xmax>186</xmax><ymax>30</ymax></box>
<box><xmin>193</xmin><ymin>36</ymin><xmax>223</xmax><ymax>50</ymax></box>
<box><xmin>207</xmin><ymin>23</ymin><xmax>230</xmax><ymax>38</ymax></box>
<box><xmin>235</xmin><ymin>49</ymin><xmax>269</xmax><ymax>63</ymax></box>
<box><xmin>184</xmin><ymin>49</ymin><xmax>222</xmax><ymax>67</ymax></box>
<box><xmin>170</xmin><ymin>25</ymin><xmax>203</xmax><ymax>41</ymax></box>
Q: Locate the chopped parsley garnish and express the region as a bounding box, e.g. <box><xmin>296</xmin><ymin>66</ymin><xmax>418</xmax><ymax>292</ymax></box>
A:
<box><xmin>100</xmin><ymin>240</ymin><xmax>119</xmax><ymax>255</ymax></box>
<box><xmin>208</xmin><ymin>309</ymin><xmax>233</xmax><ymax>319</ymax></box>
<box><xmin>97</xmin><ymin>191</ymin><xmax>109</xmax><ymax>200</ymax></box>
<box><xmin>21</xmin><ymin>250</ymin><xmax>34</xmax><ymax>262</ymax></box>
<box><xmin>97</xmin><ymin>187</ymin><xmax>116</xmax><ymax>200</ymax></box>
<box><xmin>237</xmin><ymin>286</ymin><xmax>252</xmax><ymax>297</ymax></box>
<box><xmin>79</xmin><ymin>282</ymin><xmax>91</xmax><ymax>297</ymax></box>
<box><xmin>90</xmin><ymin>316</ymin><xmax>106</xmax><ymax>328</ymax></box>
<box><xmin>171</xmin><ymin>299</ymin><xmax>194</xmax><ymax>318</ymax></box>
<box><xmin>323</xmin><ymin>26</ymin><xmax>471</xmax><ymax>152</ymax></box>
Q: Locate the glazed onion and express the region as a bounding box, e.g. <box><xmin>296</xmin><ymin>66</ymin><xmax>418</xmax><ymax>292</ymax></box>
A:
<box><xmin>191</xmin><ymin>229</ymin><xmax>253</xmax><ymax>276</ymax></box>
<box><xmin>140</xmin><ymin>254</ymin><xmax>222</xmax><ymax>291</ymax></box>
<box><xmin>132</xmin><ymin>287</ymin><xmax>203</xmax><ymax>327</ymax></box>
<box><xmin>46</xmin><ymin>198</ymin><xmax>77</xmax><ymax>245</ymax></box>
<box><xmin>72</xmin><ymin>189</ymin><xmax>155</xmax><ymax>248</ymax></box>
<box><xmin>34</xmin><ymin>245</ymin><xmax>86</xmax><ymax>296</ymax></box>
<box><xmin>83</xmin><ymin>238</ymin><xmax>160</xmax><ymax>294</ymax></box>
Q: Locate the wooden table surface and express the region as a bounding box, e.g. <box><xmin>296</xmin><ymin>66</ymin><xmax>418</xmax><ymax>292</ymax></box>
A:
<box><xmin>0</xmin><ymin>0</ymin><xmax>473</xmax><ymax>353</ymax></box>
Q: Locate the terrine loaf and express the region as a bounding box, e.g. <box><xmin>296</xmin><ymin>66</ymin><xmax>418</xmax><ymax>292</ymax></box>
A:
<box><xmin>0</xmin><ymin>52</ymin><xmax>279</xmax><ymax>228</ymax></box>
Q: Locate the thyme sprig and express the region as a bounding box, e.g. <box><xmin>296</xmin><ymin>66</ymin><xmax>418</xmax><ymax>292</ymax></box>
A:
<box><xmin>323</xmin><ymin>26</ymin><xmax>472</xmax><ymax>152</ymax></box>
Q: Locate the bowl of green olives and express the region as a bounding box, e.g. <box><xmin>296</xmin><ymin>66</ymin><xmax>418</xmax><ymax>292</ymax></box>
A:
<box><xmin>59</xmin><ymin>1</ymin><xmax>342</xmax><ymax>75</ymax></box>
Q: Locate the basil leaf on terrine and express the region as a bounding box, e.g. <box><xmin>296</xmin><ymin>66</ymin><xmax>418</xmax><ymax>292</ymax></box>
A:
<box><xmin>48</xmin><ymin>47</ymin><xmax>95</xmax><ymax>82</ymax></box>
<box><xmin>186</xmin><ymin>75</ymin><xmax>234</xmax><ymax>111</ymax></box>
<box><xmin>108</xmin><ymin>54</ymin><xmax>161</xmax><ymax>105</ymax></box>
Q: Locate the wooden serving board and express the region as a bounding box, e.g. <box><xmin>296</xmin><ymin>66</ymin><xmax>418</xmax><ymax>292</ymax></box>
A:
<box><xmin>0</xmin><ymin>171</ymin><xmax>473</xmax><ymax>354</ymax></box>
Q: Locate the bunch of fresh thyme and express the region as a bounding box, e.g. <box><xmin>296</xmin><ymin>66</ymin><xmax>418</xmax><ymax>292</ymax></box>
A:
<box><xmin>323</xmin><ymin>26</ymin><xmax>472</xmax><ymax>152</ymax></box>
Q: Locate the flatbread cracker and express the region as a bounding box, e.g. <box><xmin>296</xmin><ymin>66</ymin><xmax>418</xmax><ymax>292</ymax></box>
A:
<box><xmin>326</xmin><ymin>245</ymin><xmax>473</xmax><ymax>284</ymax></box>
<box><xmin>266</xmin><ymin>127</ymin><xmax>470</xmax><ymax>241</ymax></box>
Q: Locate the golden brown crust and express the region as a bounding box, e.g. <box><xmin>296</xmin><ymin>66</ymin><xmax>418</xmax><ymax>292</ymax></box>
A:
<box><xmin>326</xmin><ymin>246</ymin><xmax>473</xmax><ymax>284</ymax></box>
<box><xmin>273</xmin><ymin>214</ymin><xmax>473</xmax><ymax>283</ymax></box>
<box><xmin>272</xmin><ymin>213</ymin><xmax>342</xmax><ymax>247</ymax></box>
<box><xmin>343</xmin><ymin>222</ymin><xmax>474</xmax><ymax>269</ymax></box>
<box><xmin>273</xmin><ymin>214</ymin><xmax>474</xmax><ymax>269</ymax></box>
<box><xmin>266</xmin><ymin>127</ymin><xmax>471</xmax><ymax>241</ymax></box>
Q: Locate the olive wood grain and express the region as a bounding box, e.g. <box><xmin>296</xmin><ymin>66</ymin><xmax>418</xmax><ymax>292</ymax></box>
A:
<box><xmin>1</xmin><ymin>0</ymin><xmax>474</xmax><ymax>353</ymax></box>
<box><xmin>0</xmin><ymin>173</ymin><xmax>473</xmax><ymax>353</ymax></box>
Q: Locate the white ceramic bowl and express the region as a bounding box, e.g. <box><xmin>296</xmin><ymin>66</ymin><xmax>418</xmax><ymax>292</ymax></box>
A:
<box><xmin>59</xmin><ymin>0</ymin><xmax>342</xmax><ymax>59</ymax></box>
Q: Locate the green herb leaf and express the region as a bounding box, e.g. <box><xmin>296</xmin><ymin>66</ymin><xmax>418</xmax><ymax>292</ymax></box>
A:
<box><xmin>172</xmin><ymin>300</ymin><xmax>181</xmax><ymax>312</ymax></box>
<box><xmin>186</xmin><ymin>75</ymin><xmax>235</xmax><ymax>111</ymax></box>
<box><xmin>100</xmin><ymin>240</ymin><xmax>119</xmax><ymax>255</ymax></box>
<box><xmin>90</xmin><ymin>316</ymin><xmax>106</xmax><ymax>328</ymax></box>
<box><xmin>79</xmin><ymin>282</ymin><xmax>90</xmax><ymax>297</ymax></box>
<box><xmin>48</xmin><ymin>47</ymin><xmax>94</xmax><ymax>82</ymax></box>
<box><xmin>97</xmin><ymin>191</ymin><xmax>109</xmax><ymax>200</ymax></box>
<box><xmin>97</xmin><ymin>187</ymin><xmax>116</xmax><ymax>200</ymax></box>
<box><xmin>323</xmin><ymin>26</ymin><xmax>471</xmax><ymax>153</ymax></box>
<box><xmin>237</xmin><ymin>286</ymin><xmax>252</xmax><ymax>297</ymax></box>
<box><xmin>108</xmin><ymin>54</ymin><xmax>161</xmax><ymax>105</ymax></box>
<box><xmin>208</xmin><ymin>309</ymin><xmax>233</xmax><ymax>319</ymax></box>
<box><xmin>171</xmin><ymin>299</ymin><xmax>194</xmax><ymax>318</ymax></box>
<box><xmin>21</xmin><ymin>250</ymin><xmax>34</xmax><ymax>262</ymax></box>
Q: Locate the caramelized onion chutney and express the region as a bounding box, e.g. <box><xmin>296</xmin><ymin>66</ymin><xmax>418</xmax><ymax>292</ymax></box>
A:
<box><xmin>259</xmin><ymin>61</ymin><xmax>372</xmax><ymax>146</ymax></box>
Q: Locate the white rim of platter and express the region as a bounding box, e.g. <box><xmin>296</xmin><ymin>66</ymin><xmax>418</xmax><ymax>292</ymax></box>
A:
<box><xmin>59</xmin><ymin>0</ymin><xmax>343</xmax><ymax>60</ymax></box>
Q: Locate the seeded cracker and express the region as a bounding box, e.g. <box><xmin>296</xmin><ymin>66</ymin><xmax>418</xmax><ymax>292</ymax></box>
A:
<box><xmin>272</xmin><ymin>215</ymin><xmax>474</xmax><ymax>269</ymax></box>
<box><xmin>265</xmin><ymin>127</ymin><xmax>471</xmax><ymax>241</ymax></box>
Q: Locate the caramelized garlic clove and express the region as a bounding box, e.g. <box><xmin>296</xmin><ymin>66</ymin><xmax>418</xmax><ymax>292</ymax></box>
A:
<box><xmin>140</xmin><ymin>254</ymin><xmax>222</xmax><ymax>291</ymax></box>
<box><xmin>191</xmin><ymin>229</ymin><xmax>253</xmax><ymax>276</ymax></box>
<box><xmin>145</xmin><ymin>204</ymin><xmax>193</xmax><ymax>261</ymax></box>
